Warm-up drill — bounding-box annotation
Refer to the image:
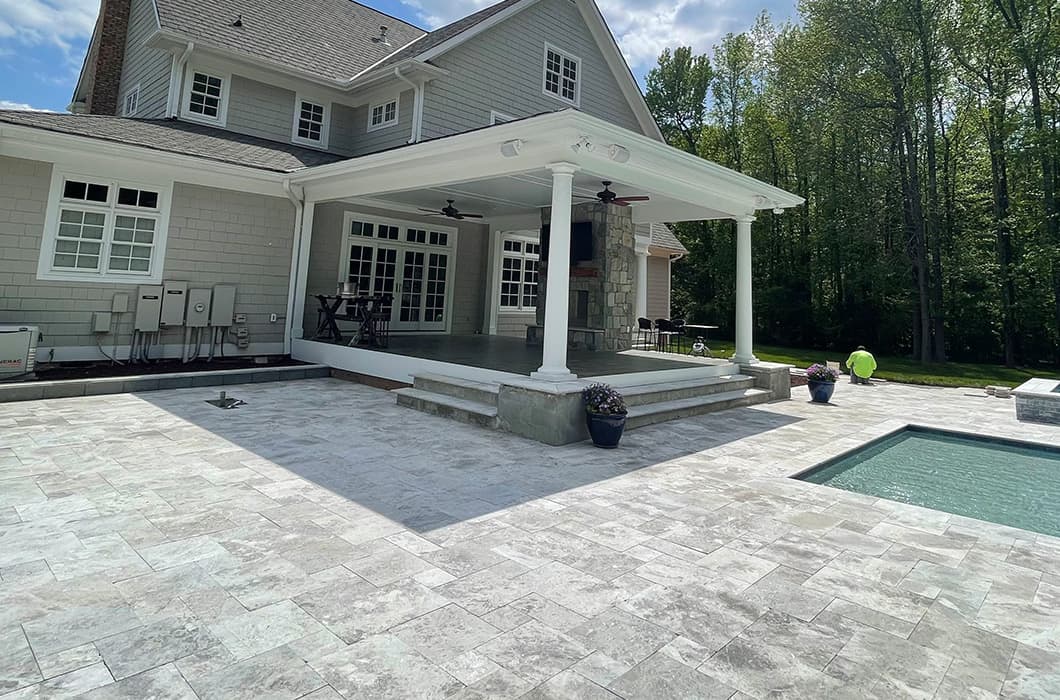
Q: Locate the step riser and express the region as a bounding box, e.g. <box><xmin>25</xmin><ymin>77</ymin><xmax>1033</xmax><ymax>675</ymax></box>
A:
<box><xmin>623</xmin><ymin>378</ymin><xmax>756</xmax><ymax>407</ymax></box>
<box><xmin>396</xmin><ymin>394</ymin><xmax>499</xmax><ymax>429</ymax></box>
<box><xmin>599</xmin><ymin>363</ymin><xmax>741</xmax><ymax>385</ymax></box>
<box><xmin>626</xmin><ymin>392</ymin><xmax>773</xmax><ymax>430</ymax></box>
<box><xmin>413</xmin><ymin>377</ymin><xmax>498</xmax><ymax>406</ymax></box>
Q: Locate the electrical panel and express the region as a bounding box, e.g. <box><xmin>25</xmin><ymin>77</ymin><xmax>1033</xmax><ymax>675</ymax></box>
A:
<box><xmin>211</xmin><ymin>285</ymin><xmax>236</xmax><ymax>326</ymax></box>
<box><xmin>160</xmin><ymin>281</ymin><xmax>188</xmax><ymax>327</ymax></box>
<box><xmin>91</xmin><ymin>312</ymin><xmax>112</xmax><ymax>333</ymax></box>
<box><xmin>186</xmin><ymin>289</ymin><xmax>212</xmax><ymax>328</ymax></box>
<box><xmin>111</xmin><ymin>293</ymin><xmax>129</xmax><ymax>314</ymax></box>
<box><xmin>134</xmin><ymin>286</ymin><xmax>163</xmax><ymax>332</ymax></box>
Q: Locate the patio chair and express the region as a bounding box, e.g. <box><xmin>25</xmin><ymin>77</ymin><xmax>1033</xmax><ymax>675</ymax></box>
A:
<box><xmin>655</xmin><ymin>318</ymin><xmax>678</xmax><ymax>352</ymax></box>
<box><xmin>636</xmin><ymin>317</ymin><xmax>655</xmax><ymax>350</ymax></box>
<box><xmin>670</xmin><ymin>318</ymin><xmax>688</xmax><ymax>353</ymax></box>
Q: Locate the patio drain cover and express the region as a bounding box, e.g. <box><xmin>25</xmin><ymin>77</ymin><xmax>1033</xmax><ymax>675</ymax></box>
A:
<box><xmin>205</xmin><ymin>391</ymin><xmax>246</xmax><ymax>410</ymax></box>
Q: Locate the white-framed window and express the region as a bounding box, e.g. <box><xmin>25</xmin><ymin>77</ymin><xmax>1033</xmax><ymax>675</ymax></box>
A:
<box><xmin>36</xmin><ymin>169</ymin><xmax>172</xmax><ymax>284</ymax></box>
<box><xmin>542</xmin><ymin>43</ymin><xmax>580</xmax><ymax>106</ymax></box>
<box><xmin>498</xmin><ymin>234</ymin><xmax>540</xmax><ymax>311</ymax></box>
<box><xmin>367</xmin><ymin>98</ymin><xmax>399</xmax><ymax>131</ymax></box>
<box><xmin>122</xmin><ymin>84</ymin><xmax>140</xmax><ymax>117</ymax></box>
<box><xmin>490</xmin><ymin>110</ymin><xmax>515</xmax><ymax>125</ymax></box>
<box><xmin>292</xmin><ymin>97</ymin><xmax>329</xmax><ymax>148</ymax></box>
<box><xmin>340</xmin><ymin>212</ymin><xmax>457</xmax><ymax>332</ymax></box>
<box><xmin>181</xmin><ymin>68</ymin><xmax>229</xmax><ymax>125</ymax></box>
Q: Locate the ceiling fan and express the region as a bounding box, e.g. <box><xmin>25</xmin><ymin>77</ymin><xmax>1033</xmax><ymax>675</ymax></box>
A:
<box><xmin>579</xmin><ymin>181</ymin><xmax>651</xmax><ymax>206</ymax></box>
<box><xmin>418</xmin><ymin>199</ymin><xmax>484</xmax><ymax>220</ymax></box>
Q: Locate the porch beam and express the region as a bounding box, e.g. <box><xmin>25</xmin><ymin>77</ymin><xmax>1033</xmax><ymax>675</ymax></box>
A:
<box><xmin>532</xmin><ymin>162</ymin><xmax>579</xmax><ymax>381</ymax></box>
<box><xmin>733</xmin><ymin>215</ymin><xmax>758</xmax><ymax>364</ymax></box>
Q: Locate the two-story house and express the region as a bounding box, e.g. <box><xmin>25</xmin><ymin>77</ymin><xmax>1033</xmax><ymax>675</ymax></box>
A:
<box><xmin>0</xmin><ymin>0</ymin><xmax>801</xmax><ymax>400</ymax></box>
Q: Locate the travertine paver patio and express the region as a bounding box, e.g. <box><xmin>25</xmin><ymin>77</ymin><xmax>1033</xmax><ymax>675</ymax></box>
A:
<box><xmin>1</xmin><ymin>377</ymin><xmax>1059</xmax><ymax>699</ymax></box>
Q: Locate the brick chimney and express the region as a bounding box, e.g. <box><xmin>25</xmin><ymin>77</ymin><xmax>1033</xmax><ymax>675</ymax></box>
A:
<box><xmin>84</xmin><ymin>0</ymin><xmax>133</xmax><ymax>114</ymax></box>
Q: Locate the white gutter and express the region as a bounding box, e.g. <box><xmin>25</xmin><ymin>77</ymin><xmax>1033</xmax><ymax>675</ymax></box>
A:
<box><xmin>394</xmin><ymin>66</ymin><xmax>424</xmax><ymax>144</ymax></box>
<box><xmin>282</xmin><ymin>178</ymin><xmax>305</xmax><ymax>356</ymax></box>
<box><xmin>166</xmin><ymin>41</ymin><xmax>194</xmax><ymax>117</ymax></box>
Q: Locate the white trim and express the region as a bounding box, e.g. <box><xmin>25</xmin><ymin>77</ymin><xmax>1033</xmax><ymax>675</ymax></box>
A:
<box><xmin>367</xmin><ymin>97</ymin><xmax>400</xmax><ymax>132</ymax></box>
<box><xmin>293</xmin><ymin>338</ymin><xmax>522</xmax><ymax>384</ymax></box>
<box><xmin>121</xmin><ymin>84</ymin><xmax>141</xmax><ymax>117</ymax></box>
<box><xmin>542</xmin><ymin>43</ymin><xmax>581</xmax><ymax>107</ymax></box>
<box><xmin>338</xmin><ymin>210</ymin><xmax>458</xmax><ymax>333</ymax></box>
<box><xmin>496</xmin><ymin>232</ymin><xmax>540</xmax><ymax>312</ymax></box>
<box><xmin>490</xmin><ymin>110</ymin><xmax>515</xmax><ymax>125</ymax></box>
<box><xmin>35</xmin><ymin>168</ymin><xmax>173</xmax><ymax>285</ymax></box>
<box><xmin>291</xmin><ymin>94</ymin><xmax>331</xmax><ymax>149</ymax></box>
<box><xmin>180</xmin><ymin>65</ymin><xmax>230</xmax><ymax>126</ymax></box>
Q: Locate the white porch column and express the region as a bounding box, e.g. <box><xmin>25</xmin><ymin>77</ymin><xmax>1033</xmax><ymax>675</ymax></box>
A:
<box><xmin>733</xmin><ymin>214</ymin><xmax>758</xmax><ymax>364</ymax></box>
<box><xmin>634</xmin><ymin>236</ymin><xmax>650</xmax><ymax>321</ymax></box>
<box><xmin>289</xmin><ymin>200</ymin><xmax>316</xmax><ymax>343</ymax></box>
<box><xmin>532</xmin><ymin>162</ymin><xmax>579</xmax><ymax>381</ymax></box>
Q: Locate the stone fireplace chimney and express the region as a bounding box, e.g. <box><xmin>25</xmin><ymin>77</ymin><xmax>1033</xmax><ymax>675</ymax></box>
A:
<box><xmin>537</xmin><ymin>202</ymin><xmax>636</xmax><ymax>351</ymax></box>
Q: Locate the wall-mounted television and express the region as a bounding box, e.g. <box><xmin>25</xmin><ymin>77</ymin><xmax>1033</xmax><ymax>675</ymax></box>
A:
<box><xmin>540</xmin><ymin>221</ymin><xmax>593</xmax><ymax>264</ymax></box>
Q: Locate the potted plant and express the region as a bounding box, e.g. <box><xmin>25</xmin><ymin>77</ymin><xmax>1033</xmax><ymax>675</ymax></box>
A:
<box><xmin>805</xmin><ymin>363</ymin><xmax>839</xmax><ymax>403</ymax></box>
<box><xmin>582</xmin><ymin>383</ymin><xmax>628</xmax><ymax>448</ymax></box>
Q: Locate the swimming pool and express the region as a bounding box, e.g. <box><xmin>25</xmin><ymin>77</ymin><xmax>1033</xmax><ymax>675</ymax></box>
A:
<box><xmin>794</xmin><ymin>427</ymin><xmax>1060</xmax><ymax>537</ymax></box>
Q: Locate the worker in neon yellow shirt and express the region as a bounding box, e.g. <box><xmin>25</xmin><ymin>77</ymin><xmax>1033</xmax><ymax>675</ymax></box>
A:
<box><xmin>846</xmin><ymin>345</ymin><xmax>877</xmax><ymax>385</ymax></box>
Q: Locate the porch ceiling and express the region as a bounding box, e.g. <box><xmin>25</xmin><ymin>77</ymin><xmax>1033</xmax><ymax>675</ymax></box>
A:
<box><xmin>350</xmin><ymin>170</ymin><xmax>734</xmax><ymax>223</ymax></box>
<box><xmin>291</xmin><ymin>110</ymin><xmax>804</xmax><ymax>223</ymax></box>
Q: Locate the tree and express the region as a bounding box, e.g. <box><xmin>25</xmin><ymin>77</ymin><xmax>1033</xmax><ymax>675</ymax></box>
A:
<box><xmin>644</xmin><ymin>47</ymin><xmax>713</xmax><ymax>155</ymax></box>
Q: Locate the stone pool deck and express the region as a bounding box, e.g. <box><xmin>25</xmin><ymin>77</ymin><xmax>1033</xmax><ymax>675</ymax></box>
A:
<box><xmin>0</xmin><ymin>378</ymin><xmax>1058</xmax><ymax>698</ymax></box>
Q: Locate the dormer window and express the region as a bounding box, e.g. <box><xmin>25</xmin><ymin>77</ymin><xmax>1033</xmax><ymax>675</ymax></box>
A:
<box><xmin>543</xmin><ymin>44</ymin><xmax>580</xmax><ymax>106</ymax></box>
<box><xmin>368</xmin><ymin>98</ymin><xmax>399</xmax><ymax>132</ymax></box>
<box><xmin>292</xmin><ymin>97</ymin><xmax>329</xmax><ymax>148</ymax></box>
<box><xmin>182</xmin><ymin>68</ymin><xmax>229</xmax><ymax>125</ymax></box>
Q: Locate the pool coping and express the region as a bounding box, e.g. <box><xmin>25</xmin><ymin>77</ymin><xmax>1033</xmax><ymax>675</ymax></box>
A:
<box><xmin>787</xmin><ymin>422</ymin><xmax>1060</xmax><ymax>482</ymax></box>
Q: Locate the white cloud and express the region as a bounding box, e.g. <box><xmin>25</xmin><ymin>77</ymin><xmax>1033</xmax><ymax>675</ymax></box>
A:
<box><xmin>0</xmin><ymin>0</ymin><xmax>99</xmax><ymax>52</ymax></box>
<box><xmin>0</xmin><ymin>99</ymin><xmax>51</xmax><ymax>111</ymax></box>
<box><xmin>399</xmin><ymin>0</ymin><xmax>790</xmax><ymax>78</ymax></box>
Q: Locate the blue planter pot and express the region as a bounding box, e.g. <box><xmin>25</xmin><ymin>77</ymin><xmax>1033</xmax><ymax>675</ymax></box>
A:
<box><xmin>807</xmin><ymin>380</ymin><xmax>836</xmax><ymax>403</ymax></box>
<box><xmin>586</xmin><ymin>412</ymin><xmax>627</xmax><ymax>448</ymax></box>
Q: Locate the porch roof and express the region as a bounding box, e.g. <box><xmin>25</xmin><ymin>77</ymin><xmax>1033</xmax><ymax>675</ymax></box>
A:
<box><xmin>289</xmin><ymin>109</ymin><xmax>804</xmax><ymax>223</ymax></box>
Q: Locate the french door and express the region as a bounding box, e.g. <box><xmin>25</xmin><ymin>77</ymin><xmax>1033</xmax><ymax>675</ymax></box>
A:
<box><xmin>341</xmin><ymin>215</ymin><xmax>454</xmax><ymax>332</ymax></box>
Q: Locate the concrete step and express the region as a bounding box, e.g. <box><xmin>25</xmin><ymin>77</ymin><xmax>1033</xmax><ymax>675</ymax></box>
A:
<box><xmin>619</xmin><ymin>375</ymin><xmax>756</xmax><ymax>407</ymax></box>
<box><xmin>625</xmin><ymin>388</ymin><xmax>773</xmax><ymax>430</ymax></box>
<box><xmin>598</xmin><ymin>362</ymin><xmax>741</xmax><ymax>386</ymax></box>
<box><xmin>393</xmin><ymin>387</ymin><xmax>499</xmax><ymax>430</ymax></box>
<box><xmin>412</xmin><ymin>373</ymin><xmax>500</xmax><ymax>406</ymax></box>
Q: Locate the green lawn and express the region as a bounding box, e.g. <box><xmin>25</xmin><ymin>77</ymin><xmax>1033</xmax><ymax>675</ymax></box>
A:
<box><xmin>706</xmin><ymin>341</ymin><xmax>1060</xmax><ymax>389</ymax></box>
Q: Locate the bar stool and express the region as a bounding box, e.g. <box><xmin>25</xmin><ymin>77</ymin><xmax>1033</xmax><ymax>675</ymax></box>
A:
<box><xmin>670</xmin><ymin>318</ymin><xmax>688</xmax><ymax>354</ymax></box>
<box><xmin>655</xmin><ymin>318</ymin><xmax>676</xmax><ymax>352</ymax></box>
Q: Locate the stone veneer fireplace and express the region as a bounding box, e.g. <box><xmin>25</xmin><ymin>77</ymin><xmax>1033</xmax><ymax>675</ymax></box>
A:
<box><xmin>535</xmin><ymin>202</ymin><xmax>636</xmax><ymax>352</ymax></box>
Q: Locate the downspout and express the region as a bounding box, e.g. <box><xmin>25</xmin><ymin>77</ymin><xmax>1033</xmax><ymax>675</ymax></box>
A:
<box><xmin>394</xmin><ymin>66</ymin><xmax>424</xmax><ymax>144</ymax></box>
<box><xmin>166</xmin><ymin>41</ymin><xmax>194</xmax><ymax>118</ymax></box>
<box><xmin>282</xmin><ymin>178</ymin><xmax>305</xmax><ymax>356</ymax></box>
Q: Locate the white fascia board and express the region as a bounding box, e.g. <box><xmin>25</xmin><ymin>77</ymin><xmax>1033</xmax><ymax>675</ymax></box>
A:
<box><xmin>289</xmin><ymin>110</ymin><xmax>803</xmax><ymax>215</ymax></box>
<box><xmin>0</xmin><ymin>124</ymin><xmax>286</xmax><ymax>197</ymax></box>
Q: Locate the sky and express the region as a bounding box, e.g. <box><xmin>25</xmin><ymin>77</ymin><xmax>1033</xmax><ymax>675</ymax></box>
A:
<box><xmin>0</xmin><ymin>0</ymin><xmax>798</xmax><ymax>113</ymax></box>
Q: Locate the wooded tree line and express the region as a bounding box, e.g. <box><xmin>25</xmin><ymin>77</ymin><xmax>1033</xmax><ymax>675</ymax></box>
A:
<box><xmin>646</xmin><ymin>0</ymin><xmax>1059</xmax><ymax>365</ymax></box>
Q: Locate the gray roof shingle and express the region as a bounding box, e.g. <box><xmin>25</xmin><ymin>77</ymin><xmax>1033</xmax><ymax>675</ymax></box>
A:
<box><xmin>153</xmin><ymin>0</ymin><xmax>427</xmax><ymax>82</ymax></box>
<box><xmin>0</xmin><ymin>111</ymin><xmax>346</xmax><ymax>173</ymax></box>
<box><xmin>366</xmin><ymin>0</ymin><xmax>525</xmax><ymax>73</ymax></box>
<box><xmin>642</xmin><ymin>222</ymin><xmax>688</xmax><ymax>254</ymax></box>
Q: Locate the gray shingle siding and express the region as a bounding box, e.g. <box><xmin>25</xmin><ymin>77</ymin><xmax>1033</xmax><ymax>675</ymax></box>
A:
<box><xmin>347</xmin><ymin>89</ymin><xmax>415</xmax><ymax>157</ymax></box>
<box><xmin>0</xmin><ymin>155</ymin><xmax>294</xmax><ymax>356</ymax></box>
<box><xmin>118</xmin><ymin>0</ymin><xmax>171</xmax><ymax>118</ymax></box>
<box><xmin>421</xmin><ymin>0</ymin><xmax>643</xmax><ymax>139</ymax></box>
<box><xmin>646</xmin><ymin>255</ymin><xmax>671</xmax><ymax>320</ymax></box>
<box><xmin>226</xmin><ymin>75</ymin><xmax>297</xmax><ymax>143</ymax></box>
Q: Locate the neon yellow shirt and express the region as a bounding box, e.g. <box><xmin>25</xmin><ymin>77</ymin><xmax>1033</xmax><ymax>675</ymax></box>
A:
<box><xmin>846</xmin><ymin>350</ymin><xmax>877</xmax><ymax>378</ymax></box>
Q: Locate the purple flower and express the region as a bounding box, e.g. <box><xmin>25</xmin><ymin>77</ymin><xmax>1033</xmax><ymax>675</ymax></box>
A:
<box><xmin>583</xmin><ymin>383</ymin><xmax>627</xmax><ymax>415</ymax></box>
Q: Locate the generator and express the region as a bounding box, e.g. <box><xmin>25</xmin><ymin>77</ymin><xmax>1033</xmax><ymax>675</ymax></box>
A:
<box><xmin>0</xmin><ymin>326</ymin><xmax>38</xmax><ymax>381</ymax></box>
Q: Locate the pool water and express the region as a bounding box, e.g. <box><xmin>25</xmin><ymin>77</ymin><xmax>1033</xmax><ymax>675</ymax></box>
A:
<box><xmin>796</xmin><ymin>427</ymin><xmax>1060</xmax><ymax>537</ymax></box>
